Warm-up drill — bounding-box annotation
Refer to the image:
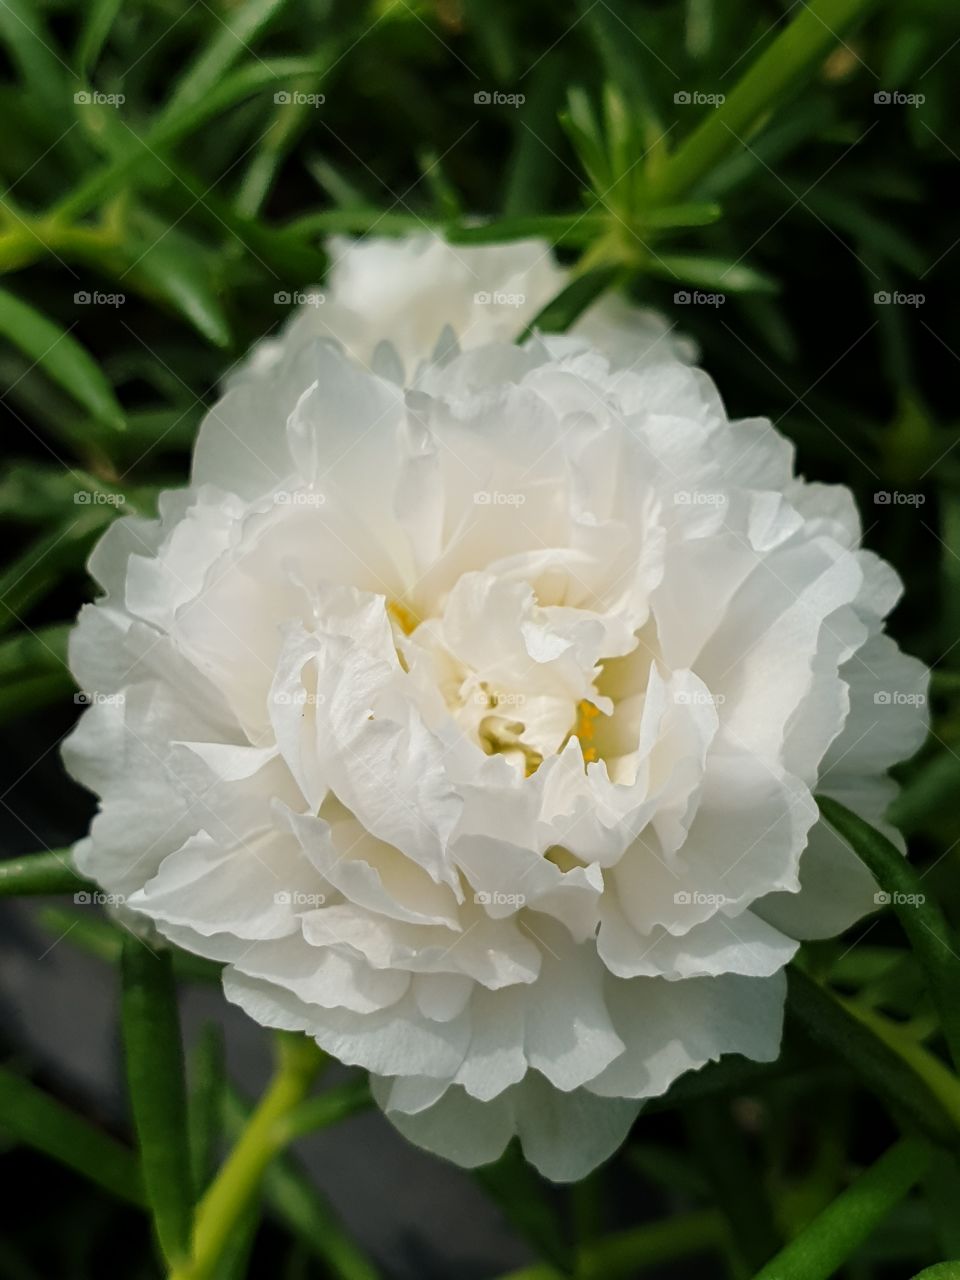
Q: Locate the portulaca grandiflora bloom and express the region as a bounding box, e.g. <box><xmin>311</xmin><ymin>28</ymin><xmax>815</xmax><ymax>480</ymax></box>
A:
<box><xmin>64</xmin><ymin>235</ymin><xmax>927</xmax><ymax>1180</ymax></box>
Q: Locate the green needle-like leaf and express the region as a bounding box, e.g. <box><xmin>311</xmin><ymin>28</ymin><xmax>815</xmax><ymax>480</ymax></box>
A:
<box><xmin>121</xmin><ymin>936</ymin><xmax>194</xmax><ymax>1267</ymax></box>
<box><xmin>786</xmin><ymin>968</ymin><xmax>960</xmax><ymax>1146</ymax></box>
<box><xmin>0</xmin><ymin>1064</ymin><xmax>144</xmax><ymax>1206</ymax></box>
<box><xmin>55</xmin><ymin>56</ymin><xmax>330</xmax><ymax>220</ymax></box>
<box><xmin>0</xmin><ymin>511</ymin><xmax>115</xmax><ymax>634</ymax></box>
<box><xmin>818</xmin><ymin>795</ymin><xmax>960</xmax><ymax>1073</ymax></box>
<box><xmin>167</xmin><ymin>0</ymin><xmax>293</xmax><ymax>115</ymax></box>
<box><xmin>520</xmin><ymin>265</ymin><xmax>625</xmax><ymax>338</ymax></box>
<box><xmin>447</xmin><ymin>213</ymin><xmax>608</xmax><ymax>247</ymax></box>
<box><xmin>653</xmin><ymin>0</ymin><xmax>883</xmax><ymax>202</ymax></box>
<box><xmin>0</xmin><ymin>0</ymin><xmax>67</xmax><ymax>98</ymax></box>
<box><xmin>750</xmin><ymin>1138</ymin><xmax>932</xmax><ymax>1280</ymax></box>
<box><xmin>640</xmin><ymin>202</ymin><xmax>722</xmax><ymax>229</ymax></box>
<box><xmin>74</xmin><ymin>0</ymin><xmax>123</xmax><ymax>74</ymax></box>
<box><xmin>645</xmin><ymin>253</ymin><xmax>777</xmax><ymax>294</ymax></box>
<box><xmin>36</xmin><ymin>904</ymin><xmax>224</xmax><ymax>983</ymax></box>
<box><xmin>0</xmin><ymin>287</ymin><xmax>125</xmax><ymax>431</ymax></box>
<box><xmin>0</xmin><ymin>621</ymin><xmax>68</xmax><ymax>674</ymax></box>
<box><xmin>128</xmin><ymin>222</ymin><xmax>232</xmax><ymax>348</ymax></box>
<box><xmin>189</xmin><ymin>1024</ymin><xmax>228</xmax><ymax>1199</ymax></box>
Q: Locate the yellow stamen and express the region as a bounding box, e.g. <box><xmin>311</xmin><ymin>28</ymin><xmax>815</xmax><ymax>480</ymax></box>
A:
<box><xmin>387</xmin><ymin>600</ymin><xmax>420</xmax><ymax>636</ymax></box>
<box><xmin>574</xmin><ymin>699</ymin><xmax>601</xmax><ymax>764</ymax></box>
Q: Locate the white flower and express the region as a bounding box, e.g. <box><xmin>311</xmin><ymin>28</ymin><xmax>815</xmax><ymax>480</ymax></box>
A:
<box><xmin>244</xmin><ymin>232</ymin><xmax>695</xmax><ymax>382</ymax></box>
<box><xmin>64</xmin><ymin>236</ymin><xmax>927</xmax><ymax>1181</ymax></box>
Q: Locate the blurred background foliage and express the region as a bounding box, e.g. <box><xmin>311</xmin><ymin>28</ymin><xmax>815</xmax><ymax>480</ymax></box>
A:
<box><xmin>3</xmin><ymin>0</ymin><xmax>960</xmax><ymax>1277</ymax></box>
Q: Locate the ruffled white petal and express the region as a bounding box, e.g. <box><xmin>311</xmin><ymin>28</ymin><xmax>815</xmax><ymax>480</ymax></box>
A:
<box><xmin>64</xmin><ymin>232</ymin><xmax>928</xmax><ymax>1182</ymax></box>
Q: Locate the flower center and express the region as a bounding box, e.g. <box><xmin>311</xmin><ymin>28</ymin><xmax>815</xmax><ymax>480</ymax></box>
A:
<box><xmin>388</xmin><ymin>581</ymin><xmax>650</xmax><ymax>779</ymax></box>
<box><xmin>569</xmin><ymin>698</ymin><xmax>601</xmax><ymax>764</ymax></box>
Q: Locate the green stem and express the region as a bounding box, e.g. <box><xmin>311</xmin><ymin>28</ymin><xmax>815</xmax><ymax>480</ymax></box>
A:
<box><xmin>276</xmin><ymin>1075</ymin><xmax>371</xmax><ymax>1145</ymax></box>
<box><xmin>653</xmin><ymin>0</ymin><xmax>880</xmax><ymax>203</ymax></box>
<box><xmin>496</xmin><ymin>1209</ymin><xmax>728</xmax><ymax>1279</ymax></box>
<box><xmin>169</xmin><ymin>1034</ymin><xmax>325</xmax><ymax>1280</ymax></box>
<box><xmin>751</xmin><ymin>1139</ymin><xmax>932</xmax><ymax>1280</ymax></box>
<box><xmin>0</xmin><ymin>212</ymin><xmax>119</xmax><ymax>273</ymax></box>
<box><xmin>222</xmin><ymin>1085</ymin><xmax>381</xmax><ymax>1280</ymax></box>
<box><xmin>0</xmin><ymin>848</ymin><xmax>91</xmax><ymax>897</ymax></box>
<box><xmin>842</xmin><ymin>998</ymin><xmax>960</xmax><ymax>1133</ymax></box>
